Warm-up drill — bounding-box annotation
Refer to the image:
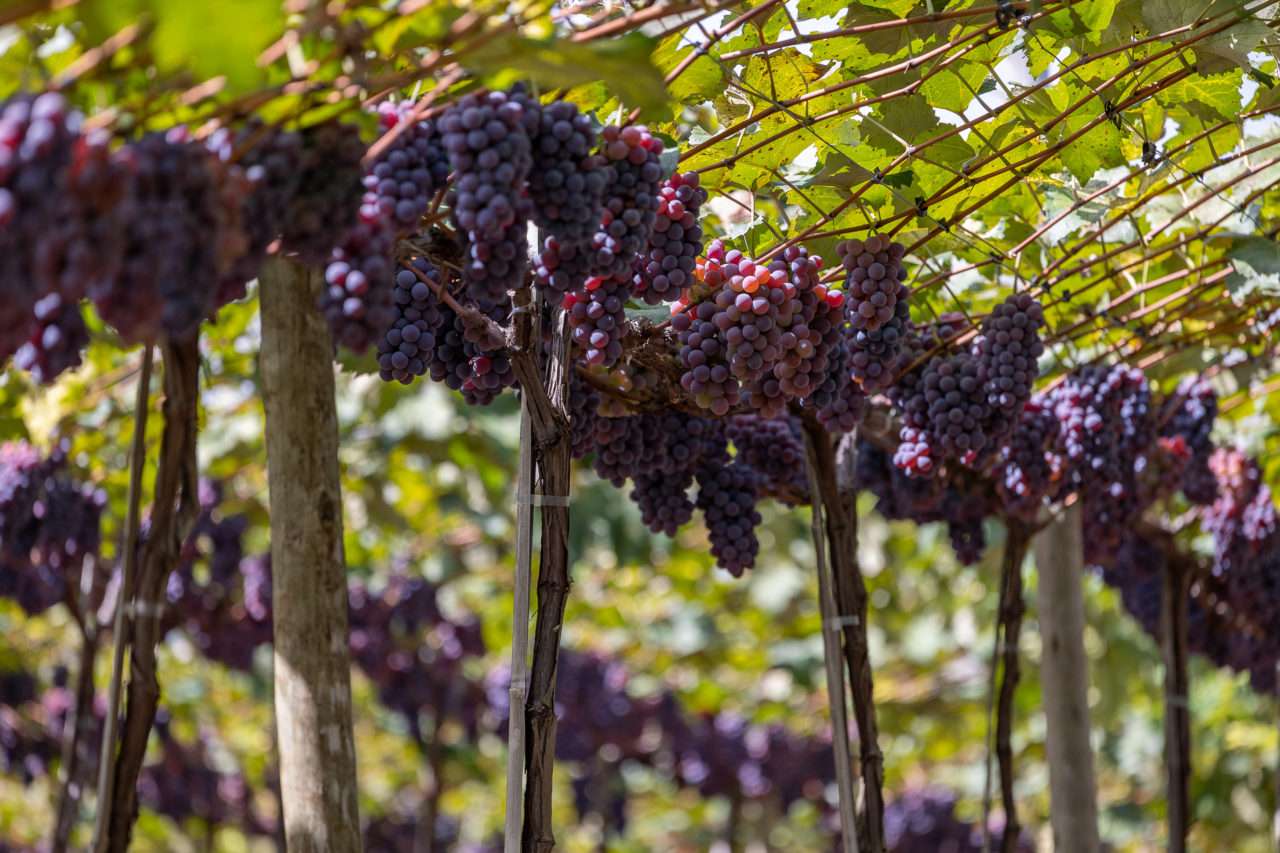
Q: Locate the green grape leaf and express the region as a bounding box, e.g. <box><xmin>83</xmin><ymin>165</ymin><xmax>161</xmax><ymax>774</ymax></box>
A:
<box><xmin>464</xmin><ymin>32</ymin><xmax>668</xmax><ymax>119</ymax></box>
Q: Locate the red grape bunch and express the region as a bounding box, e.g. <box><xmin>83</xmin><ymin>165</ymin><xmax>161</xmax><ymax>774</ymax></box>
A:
<box><xmin>632</xmin><ymin>171</ymin><xmax>708</xmax><ymax>304</ymax></box>
<box><xmin>278</xmin><ymin>122</ymin><xmax>366</xmax><ymax>264</ymax></box>
<box><xmin>836</xmin><ymin>234</ymin><xmax>908</xmax><ymax>332</ymax></box>
<box><xmin>589</xmin><ymin>125</ymin><xmax>666</xmax><ymax>279</ymax></box>
<box><xmin>441</xmin><ymin>90</ymin><xmax>535</xmax><ymax>304</ymax></box>
<box><xmin>94</xmin><ymin>129</ymin><xmax>249</xmax><ymax>343</ymax></box>
<box><xmin>973</xmin><ymin>292</ymin><xmax>1046</xmax><ymax>443</ymax></box>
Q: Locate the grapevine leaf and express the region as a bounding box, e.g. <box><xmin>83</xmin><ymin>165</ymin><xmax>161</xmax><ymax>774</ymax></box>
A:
<box><xmin>464</xmin><ymin>33</ymin><xmax>668</xmax><ymax>119</ymax></box>
<box><xmin>147</xmin><ymin>0</ymin><xmax>282</xmax><ymax>94</ymax></box>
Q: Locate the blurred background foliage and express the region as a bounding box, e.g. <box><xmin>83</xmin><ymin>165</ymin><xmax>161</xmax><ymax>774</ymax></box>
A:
<box><xmin>0</xmin><ymin>290</ymin><xmax>1274</xmax><ymax>851</ymax></box>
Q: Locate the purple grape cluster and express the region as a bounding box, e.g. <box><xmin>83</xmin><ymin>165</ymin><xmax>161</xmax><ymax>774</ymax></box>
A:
<box><xmin>884</xmin><ymin>787</ymin><xmax>1033</xmax><ymax>852</ymax></box>
<box><xmin>1200</xmin><ymin>448</ymin><xmax>1279</xmax><ymax>633</ymax></box>
<box><xmin>441</xmin><ymin>90</ymin><xmax>535</xmax><ymax>304</ymax></box>
<box><xmin>809</xmin><ymin>341</ymin><xmax>868</xmax><ymax>433</ymax></box>
<box><xmin>1048</xmin><ymin>365</ymin><xmax>1152</xmax><ymax>561</ymax></box>
<box><xmin>694</xmin><ymin>458</ymin><xmax>762</xmax><ymax>576</ymax></box>
<box><xmin>972</xmin><ymin>292</ymin><xmax>1046</xmax><ymax>441</ymax></box>
<box><xmin>324</xmin><ymin>106</ymin><xmax>451</xmax><ymax>355</ymax></box>
<box><xmin>674</xmin><ymin>241</ymin><xmax>845</xmax><ymax>417</ymax></box>
<box><xmin>847</xmin><ymin>311</ymin><xmax>909</xmax><ymax>394</ymax></box>
<box><xmin>566</xmin><ymin>274</ymin><xmax>629</xmax><ymax>367</ymax></box>
<box><xmin>918</xmin><ymin>351</ymin><xmax>990</xmax><ymax>464</ymax></box>
<box><xmin>432</xmin><ymin>297</ymin><xmax>517</xmax><ymax>406</ymax></box>
<box><xmin>278</xmin><ymin>121</ymin><xmax>366</xmax><ymax>264</ymax></box>
<box><xmin>377</xmin><ymin>258</ymin><xmax>444</xmax><ymax>384</ymax></box>
<box><xmin>588</xmin><ymin>125</ymin><xmax>666</xmax><ymax>278</ymax></box>
<box><xmin>1160</xmin><ymin>376</ymin><xmax>1218</xmax><ymax>505</ymax></box>
<box><xmin>12</xmin><ymin>294</ymin><xmax>89</xmax><ymax>385</ymax></box>
<box><xmin>836</xmin><ymin>234</ymin><xmax>908</xmax><ymax>332</ymax></box>
<box><xmin>369</xmin><ymin>101</ymin><xmax>450</xmax><ymax>232</ymax></box>
<box><xmin>93</xmin><ymin>129</ymin><xmax>247</xmax><ymax>343</ymax></box>
<box><xmin>321</xmin><ymin>213</ymin><xmax>398</xmax><ymax>354</ymax></box>
<box><xmin>524</xmin><ymin>98</ymin><xmax>607</xmax><ymax>247</ymax></box>
<box><xmin>994</xmin><ymin>397</ymin><xmax>1061</xmax><ymax>520</ymax></box>
<box><xmin>0</xmin><ymin>442</ymin><xmax>105</xmax><ymax>616</ymax></box>
<box><xmin>726</xmin><ymin>415</ymin><xmax>807</xmax><ymax>502</ymax></box>
<box><xmin>0</xmin><ymin>94</ymin><xmax>119</xmax><ymax>359</ymax></box>
<box><xmin>632</xmin><ymin>171</ymin><xmax>707</xmax><ymax>304</ymax></box>
<box><xmin>205</xmin><ymin>120</ymin><xmax>304</xmax><ymax>307</ymax></box>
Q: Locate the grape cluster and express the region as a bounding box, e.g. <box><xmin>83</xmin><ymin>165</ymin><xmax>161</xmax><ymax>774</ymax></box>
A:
<box><xmin>632</xmin><ymin>171</ymin><xmax>707</xmax><ymax>304</ymax></box>
<box><xmin>93</xmin><ymin>129</ymin><xmax>247</xmax><ymax>343</ymax></box>
<box><xmin>836</xmin><ymin>234</ymin><xmax>908</xmax><ymax>332</ymax></box>
<box><xmin>847</xmin><ymin>310</ymin><xmax>909</xmax><ymax>394</ymax></box>
<box><xmin>973</xmin><ymin>293</ymin><xmax>1046</xmax><ymax>442</ymax></box>
<box><xmin>0</xmin><ymin>442</ymin><xmax>105</xmax><ymax>616</ymax></box>
<box><xmin>12</xmin><ymin>294</ymin><xmax>89</xmax><ymax>385</ymax></box>
<box><xmin>726</xmin><ymin>415</ymin><xmax>808</xmax><ymax>502</ymax></box>
<box><xmin>432</xmin><ymin>297</ymin><xmax>517</xmax><ymax>406</ymax></box>
<box><xmin>1200</xmin><ymin>448</ymin><xmax>1279</xmax><ymax>632</ymax></box>
<box><xmin>994</xmin><ymin>397</ymin><xmax>1061</xmax><ymax>520</ymax></box>
<box><xmin>808</xmin><ymin>341</ymin><xmax>868</xmax><ymax>433</ymax></box>
<box><xmin>918</xmin><ymin>351</ymin><xmax>990</xmax><ymax>464</ymax></box>
<box><xmin>524</xmin><ymin>98</ymin><xmax>607</xmax><ymax>247</ymax></box>
<box><xmin>324</xmin><ymin>107</ymin><xmax>451</xmax><ymax>354</ymax></box>
<box><xmin>566</xmin><ymin>275</ymin><xmax>629</xmax><ymax>367</ymax></box>
<box><xmin>1160</xmin><ymin>376</ymin><xmax>1218</xmax><ymax>505</ymax></box>
<box><xmin>442</xmin><ymin>90</ymin><xmax>534</xmax><ymax>304</ymax></box>
<box><xmin>1048</xmin><ymin>365</ymin><xmax>1152</xmax><ymax>561</ymax></box>
<box><xmin>205</xmin><ymin>120</ymin><xmax>304</xmax><ymax>307</ymax></box>
<box><xmin>279</xmin><ymin>121</ymin><xmax>366</xmax><ymax>264</ymax></box>
<box><xmin>674</xmin><ymin>242</ymin><xmax>844</xmax><ymax>417</ymax></box>
<box><xmin>694</xmin><ymin>458</ymin><xmax>762</xmax><ymax>576</ymax></box>
<box><xmin>588</xmin><ymin>125</ymin><xmax>666</xmax><ymax>279</ymax></box>
<box><xmin>0</xmin><ymin>94</ymin><xmax>112</xmax><ymax>359</ymax></box>
<box><xmin>883</xmin><ymin>787</ymin><xmax>1033</xmax><ymax>852</ymax></box>
<box><xmin>369</xmin><ymin>101</ymin><xmax>450</xmax><ymax>232</ymax></box>
<box><xmin>377</xmin><ymin>259</ymin><xmax>444</xmax><ymax>384</ymax></box>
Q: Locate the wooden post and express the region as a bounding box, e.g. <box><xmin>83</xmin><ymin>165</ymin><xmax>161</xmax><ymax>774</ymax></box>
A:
<box><xmin>1033</xmin><ymin>503</ymin><xmax>1100</xmax><ymax>853</ymax></box>
<box><xmin>809</xmin><ymin>425</ymin><xmax>883</xmax><ymax>851</ymax></box>
<box><xmin>1161</xmin><ymin>555</ymin><xmax>1191</xmax><ymax>853</ymax></box>
<box><xmin>260</xmin><ymin>257</ymin><xmax>361</xmax><ymax>852</ymax></box>
<box><xmin>504</xmin><ymin>381</ymin><xmax>535</xmax><ymax>852</ymax></box>
<box><xmin>802</xmin><ymin>428</ymin><xmax>860</xmax><ymax>853</ymax></box>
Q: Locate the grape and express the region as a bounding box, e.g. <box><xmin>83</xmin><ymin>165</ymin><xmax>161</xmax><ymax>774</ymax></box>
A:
<box><xmin>994</xmin><ymin>397</ymin><xmax>1061</xmax><ymax>521</ymax></box>
<box><xmin>322</xmin><ymin>214</ymin><xmax>398</xmax><ymax>354</ymax></box>
<box><xmin>13</xmin><ymin>294</ymin><xmax>89</xmax><ymax>385</ymax></box>
<box><xmin>835</xmin><ymin>234</ymin><xmax>908</xmax><ymax>332</ymax></box>
<box><xmin>589</xmin><ymin>125</ymin><xmax>666</xmax><ymax>278</ymax></box>
<box><xmin>566</xmin><ymin>275</ymin><xmax>628</xmax><ymax>368</ymax></box>
<box><xmin>441</xmin><ymin>89</ymin><xmax>535</xmax><ymax>303</ymax></box>
<box><xmin>0</xmin><ymin>93</ymin><xmax>121</xmax><ymax>361</ymax></box>
<box><xmin>279</xmin><ymin>121</ymin><xmax>366</xmax><ymax>264</ymax></box>
<box><xmin>726</xmin><ymin>415</ymin><xmax>807</xmax><ymax>502</ymax></box>
<box><xmin>883</xmin><ymin>787</ymin><xmax>1034</xmax><ymax>851</ymax></box>
<box><xmin>206</xmin><ymin>120</ymin><xmax>304</xmax><ymax>307</ymax></box>
<box><xmin>378</xmin><ymin>259</ymin><xmax>445</xmax><ymax>384</ymax></box>
<box><xmin>694</xmin><ymin>458</ymin><xmax>762</xmax><ymax>576</ymax></box>
<box><xmin>918</xmin><ymin>351</ymin><xmax>990</xmax><ymax>464</ymax></box>
<box><xmin>92</xmin><ymin>129</ymin><xmax>249</xmax><ymax>343</ymax></box>
<box><xmin>847</xmin><ymin>293</ymin><xmax>909</xmax><ymax>394</ymax></box>
<box><xmin>523</xmin><ymin>97</ymin><xmax>607</xmax><ymax>247</ymax></box>
<box><xmin>808</xmin><ymin>341</ymin><xmax>868</xmax><ymax>433</ymax></box>
<box><xmin>633</xmin><ymin>171</ymin><xmax>708</xmax><ymax>304</ymax></box>
<box><xmin>369</xmin><ymin>101</ymin><xmax>449</xmax><ymax>233</ymax></box>
<box><xmin>1159</xmin><ymin>376</ymin><xmax>1218</xmax><ymax>505</ymax></box>
<box><xmin>972</xmin><ymin>293</ymin><xmax>1046</xmax><ymax>443</ymax></box>
<box><xmin>631</xmin><ymin>471</ymin><xmax>696</xmax><ymax>535</ymax></box>
<box><xmin>1048</xmin><ymin>365</ymin><xmax>1153</xmax><ymax>562</ymax></box>
<box><xmin>569</xmin><ymin>371</ymin><xmax>601</xmax><ymax>459</ymax></box>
